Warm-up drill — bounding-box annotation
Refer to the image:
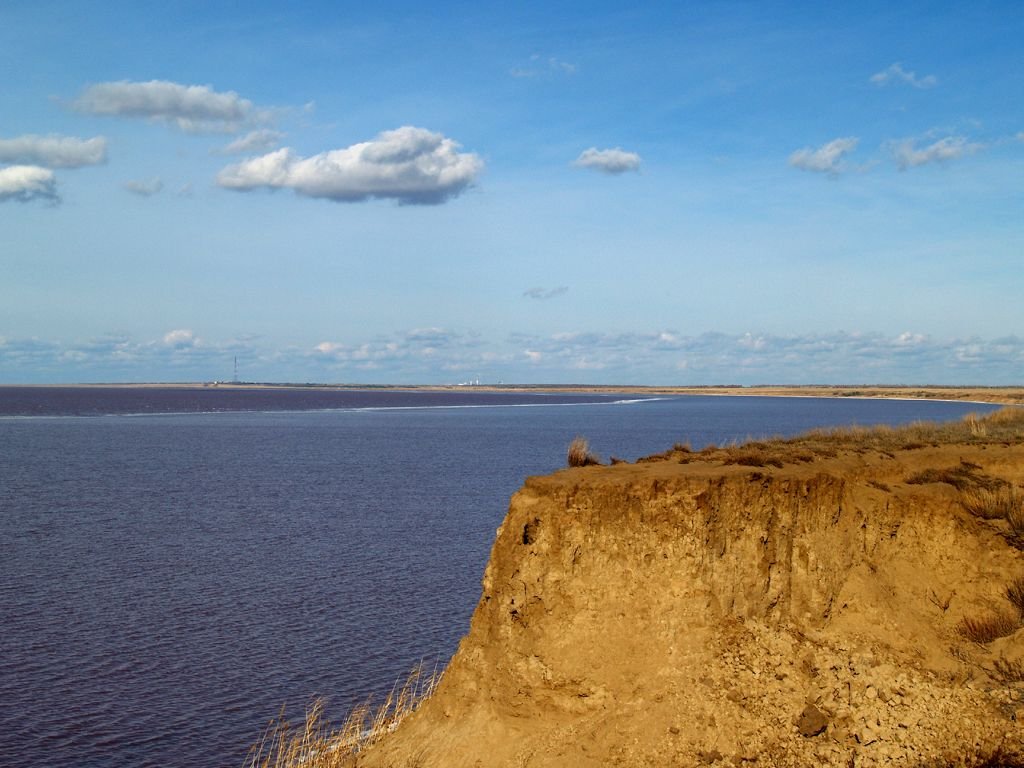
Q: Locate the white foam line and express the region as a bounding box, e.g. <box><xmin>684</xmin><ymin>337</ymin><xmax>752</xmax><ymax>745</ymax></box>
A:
<box><xmin>0</xmin><ymin>398</ymin><xmax>664</xmax><ymax>420</ymax></box>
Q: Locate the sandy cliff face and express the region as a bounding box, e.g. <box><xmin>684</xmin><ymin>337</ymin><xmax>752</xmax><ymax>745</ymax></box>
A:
<box><xmin>364</xmin><ymin>432</ymin><xmax>1024</xmax><ymax>767</ymax></box>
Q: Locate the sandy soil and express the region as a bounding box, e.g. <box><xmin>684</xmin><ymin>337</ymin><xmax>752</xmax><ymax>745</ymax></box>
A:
<box><xmin>356</xmin><ymin>410</ymin><xmax>1024</xmax><ymax>767</ymax></box>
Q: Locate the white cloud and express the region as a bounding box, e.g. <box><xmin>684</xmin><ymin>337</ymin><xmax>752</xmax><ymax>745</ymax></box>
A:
<box><xmin>870</xmin><ymin>63</ymin><xmax>937</xmax><ymax>89</ymax></box>
<box><xmin>888</xmin><ymin>136</ymin><xmax>982</xmax><ymax>169</ymax></box>
<box><xmin>573</xmin><ymin>147</ymin><xmax>641</xmax><ymax>174</ymax></box>
<box><xmin>0</xmin><ymin>134</ymin><xmax>107</xmax><ymax>168</ymax></box>
<box><xmin>163</xmin><ymin>329</ymin><xmax>198</xmax><ymax>346</ymax></box>
<box><xmin>73</xmin><ymin>79</ymin><xmax>265</xmax><ymax>133</ymax></box>
<box><xmin>123</xmin><ymin>177</ymin><xmax>164</xmax><ymax>197</ymax></box>
<box><xmin>220</xmin><ymin>129</ymin><xmax>285</xmax><ymax>155</ymax></box>
<box><xmin>510</xmin><ymin>54</ymin><xmax>577</xmax><ymax>78</ymax></box>
<box><xmin>788</xmin><ymin>137</ymin><xmax>859</xmax><ymax>175</ymax></box>
<box><xmin>5</xmin><ymin>329</ymin><xmax>1024</xmax><ymax>384</ymax></box>
<box><xmin>523</xmin><ymin>286</ymin><xmax>569</xmax><ymax>300</ymax></box>
<box><xmin>217</xmin><ymin>126</ymin><xmax>483</xmax><ymax>205</ymax></box>
<box><xmin>0</xmin><ymin>164</ymin><xmax>58</xmax><ymax>204</ymax></box>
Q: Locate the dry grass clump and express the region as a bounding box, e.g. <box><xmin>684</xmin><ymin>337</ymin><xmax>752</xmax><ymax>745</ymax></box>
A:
<box><xmin>957</xmin><ymin>611</ymin><xmax>1021</xmax><ymax>645</ymax></box>
<box><xmin>993</xmin><ymin>657</ymin><xmax>1024</xmax><ymax>683</ymax></box>
<box><xmin>567</xmin><ymin>437</ymin><xmax>602</xmax><ymax>467</ymax></box>
<box><xmin>245</xmin><ymin>663</ymin><xmax>440</xmax><ymax>768</ymax></box>
<box><xmin>722</xmin><ymin>448</ymin><xmax>784</xmax><ymax>469</ymax></box>
<box><xmin>1007</xmin><ymin>577</ymin><xmax>1024</xmax><ymax>616</ymax></box>
<box><xmin>905</xmin><ymin>464</ymin><xmax>1005</xmax><ymax>491</ymax></box>
<box><xmin>961</xmin><ymin>487</ymin><xmax>1022</xmax><ymax>520</ymax></box>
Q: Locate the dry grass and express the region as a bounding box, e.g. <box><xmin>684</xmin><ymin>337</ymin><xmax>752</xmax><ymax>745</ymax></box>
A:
<box><xmin>244</xmin><ymin>663</ymin><xmax>441</xmax><ymax>768</ymax></box>
<box><xmin>956</xmin><ymin>611</ymin><xmax>1021</xmax><ymax>644</ymax></box>
<box><xmin>1007</xmin><ymin>577</ymin><xmax>1024</xmax><ymax>616</ymax></box>
<box><xmin>905</xmin><ymin>464</ymin><xmax>1005</xmax><ymax>491</ymax></box>
<box><xmin>961</xmin><ymin>487</ymin><xmax>1021</xmax><ymax>520</ymax></box>
<box><xmin>567</xmin><ymin>436</ymin><xmax>601</xmax><ymax>467</ymax></box>
<box><xmin>722</xmin><ymin>449</ymin><xmax>784</xmax><ymax>469</ymax></box>
<box><xmin>993</xmin><ymin>657</ymin><xmax>1024</xmax><ymax>683</ymax></box>
<box><xmin>637</xmin><ymin>407</ymin><xmax>1024</xmax><ymax>467</ymax></box>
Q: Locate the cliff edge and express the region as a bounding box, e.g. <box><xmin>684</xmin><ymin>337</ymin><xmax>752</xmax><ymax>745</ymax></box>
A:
<box><xmin>362</xmin><ymin>412</ymin><xmax>1024</xmax><ymax>767</ymax></box>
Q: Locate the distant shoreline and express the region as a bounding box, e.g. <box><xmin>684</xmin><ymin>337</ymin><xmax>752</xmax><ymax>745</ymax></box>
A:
<box><xmin>5</xmin><ymin>382</ymin><xmax>1023</xmax><ymax>406</ymax></box>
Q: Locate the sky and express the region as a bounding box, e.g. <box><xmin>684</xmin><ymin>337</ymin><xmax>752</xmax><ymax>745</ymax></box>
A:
<box><xmin>2</xmin><ymin>0</ymin><xmax>1022</xmax><ymax>385</ymax></box>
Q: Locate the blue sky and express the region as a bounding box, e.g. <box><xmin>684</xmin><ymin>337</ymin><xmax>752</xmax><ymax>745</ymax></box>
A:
<box><xmin>2</xmin><ymin>1</ymin><xmax>1022</xmax><ymax>384</ymax></box>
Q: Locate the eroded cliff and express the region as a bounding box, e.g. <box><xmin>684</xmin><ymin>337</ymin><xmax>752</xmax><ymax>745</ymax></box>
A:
<box><xmin>362</xmin><ymin>413</ymin><xmax>1024</xmax><ymax>767</ymax></box>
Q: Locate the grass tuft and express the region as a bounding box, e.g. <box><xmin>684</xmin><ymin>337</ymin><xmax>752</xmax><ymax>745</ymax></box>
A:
<box><xmin>244</xmin><ymin>663</ymin><xmax>441</xmax><ymax>768</ymax></box>
<box><xmin>993</xmin><ymin>657</ymin><xmax>1024</xmax><ymax>683</ymax></box>
<box><xmin>957</xmin><ymin>611</ymin><xmax>1021</xmax><ymax>645</ymax></box>
<box><xmin>722</xmin><ymin>449</ymin><xmax>784</xmax><ymax>468</ymax></box>
<box><xmin>1007</xmin><ymin>577</ymin><xmax>1024</xmax><ymax>616</ymax></box>
<box><xmin>567</xmin><ymin>436</ymin><xmax>601</xmax><ymax>467</ymax></box>
<box><xmin>960</xmin><ymin>487</ymin><xmax>1021</xmax><ymax>520</ymax></box>
<box><xmin>905</xmin><ymin>465</ymin><xmax>1005</xmax><ymax>491</ymax></box>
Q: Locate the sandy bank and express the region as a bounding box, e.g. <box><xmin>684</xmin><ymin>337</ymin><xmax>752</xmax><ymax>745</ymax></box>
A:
<box><xmin>352</xmin><ymin>410</ymin><xmax>1024</xmax><ymax>767</ymax></box>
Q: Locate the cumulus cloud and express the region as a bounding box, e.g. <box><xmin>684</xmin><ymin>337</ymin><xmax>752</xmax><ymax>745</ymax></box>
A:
<box><xmin>887</xmin><ymin>136</ymin><xmax>982</xmax><ymax>169</ymax></box>
<box><xmin>217</xmin><ymin>126</ymin><xmax>483</xmax><ymax>205</ymax></box>
<box><xmin>523</xmin><ymin>286</ymin><xmax>569</xmax><ymax>300</ymax></box>
<box><xmin>573</xmin><ymin>147</ymin><xmax>641</xmax><ymax>174</ymax></box>
<box><xmin>163</xmin><ymin>329</ymin><xmax>198</xmax><ymax>346</ymax></box>
<box><xmin>123</xmin><ymin>177</ymin><xmax>164</xmax><ymax>197</ymax></box>
<box><xmin>5</xmin><ymin>328</ymin><xmax>1024</xmax><ymax>384</ymax></box>
<box><xmin>0</xmin><ymin>134</ymin><xmax>107</xmax><ymax>168</ymax></box>
<box><xmin>788</xmin><ymin>137</ymin><xmax>859</xmax><ymax>175</ymax></box>
<box><xmin>312</xmin><ymin>327</ymin><xmax>490</xmax><ymax>373</ymax></box>
<box><xmin>870</xmin><ymin>63</ymin><xmax>937</xmax><ymax>89</ymax></box>
<box><xmin>0</xmin><ymin>164</ymin><xmax>58</xmax><ymax>204</ymax></box>
<box><xmin>220</xmin><ymin>129</ymin><xmax>285</xmax><ymax>155</ymax></box>
<box><xmin>72</xmin><ymin>79</ymin><xmax>265</xmax><ymax>133</ymax></box>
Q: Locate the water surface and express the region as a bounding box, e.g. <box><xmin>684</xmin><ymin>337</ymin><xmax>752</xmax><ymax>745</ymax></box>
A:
<box><xmin>0</xmin><ymin>388</ymin><xmax>999</xmax><ymax>767</ymax></box>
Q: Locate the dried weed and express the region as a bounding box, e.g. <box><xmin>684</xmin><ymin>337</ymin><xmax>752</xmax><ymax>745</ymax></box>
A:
<box><xmin>244</xmin><ymin>663</ymin><xmax>441</xmax><ymax>768</ymax></box>
<box><xmin>905</xmin><ymin>465</ymin><xmax>1005</xmax><ymax>492</ymax></box>
<box><xmin>567</xmin><ymin>437</ymin><xmax>601</xmax><ymax>467</ymax></box>
<box><xmin>1006</xmin><ymin>577</ymin><xmax>1024</xmax><ymax>616</ymax></box>
<box><xmin>957</xmin><ymin>611</ymin><xmax>1021</xmax><ymax>645</ymax></box>
<box><xmin>961</xmin><ymin>487</ymin><xmax>1021</xmax><ymax>521</ymax></box>
<box><xmin>993</xmin><ymin>657</ymin><xmax>1024</xmax><ymax>683</ymax></box>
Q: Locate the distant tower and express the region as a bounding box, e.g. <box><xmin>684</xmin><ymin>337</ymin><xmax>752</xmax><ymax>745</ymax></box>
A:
<box><xmin>233</xmin><ymin>356</ymin><xmax>238</xmax><ymax>383</ymax></box>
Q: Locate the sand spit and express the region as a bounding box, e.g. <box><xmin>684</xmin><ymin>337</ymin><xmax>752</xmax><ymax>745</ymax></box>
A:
<box><xmin>344</xmin><ymin>411</ymin><xmax>1024</xmax><ymax>768</ymax></box>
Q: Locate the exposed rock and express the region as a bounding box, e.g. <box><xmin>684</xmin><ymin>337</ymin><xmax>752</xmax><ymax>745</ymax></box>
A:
<box><xmin>796</xmin><ymin>704</ymin><xmax>829</xmax><ymax>737</ymax></box>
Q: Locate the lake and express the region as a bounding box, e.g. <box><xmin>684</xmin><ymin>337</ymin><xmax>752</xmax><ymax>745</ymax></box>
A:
<box><xmin>0</xmin><ymin>387</ymin><xmax>1000</xmax><ymax>767</ymax></box>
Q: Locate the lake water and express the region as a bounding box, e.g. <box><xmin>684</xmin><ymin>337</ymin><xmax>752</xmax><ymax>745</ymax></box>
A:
<box><xmin>0</xmin><ymin>387</ymin><xmax>1000</xmax><ymax>767</ymax></box>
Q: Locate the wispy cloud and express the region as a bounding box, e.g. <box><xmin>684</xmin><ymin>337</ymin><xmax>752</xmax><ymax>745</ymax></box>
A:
<box><xmin>573</xmin><ymin>147</ymin><xmax>641</xmax><ymax>174</ymax></box>
<box><xmin>0</xmin><ymin>164</ymin><xmax>58</xmax><ymax>204</ymax></box>
<box><xmin>123</xmin><ymin>177</ymin><xmax>164</xmax><ymax>197</ymax></box>
<box><xmin>72</xmin><ymin>79</ymin><xmax>267</xmax><ymax>134</ymax></box>
<box><xmin>217</xmin><ymin>126</ymin><xmax>483</xmax><ymax>205</ymax></box>
<box><xmin>523</xmin><ymin>286</ymin><xmax>569</xmax><ymax>300</ymax></box>
<box><xmin>0</xmin><ymin>134</ymin><xmax>107</xmax><ymax>168</ymax></box>
<box><xmin>788</xmin><ymin>137</ymin><xmax>859</xmax><ymax>175</ymax></box>
<box><xmin>220</xmin><ymin>129</ymin><xmax>285</xmax><ymax>155</ymax></box>
<box><xmin>870</xmin><ymin>62</ymin><xmax>937</xmax><ymax>89</ymax></box>
<box><xmin>887</xmin><ymin>135</ymin><xmax>982</xmax><ymax>169</ymax></box>
<box><xmin>510</xmin><ymin>54</ymin><xmax>577</xmax><ymax>78</ymax></box>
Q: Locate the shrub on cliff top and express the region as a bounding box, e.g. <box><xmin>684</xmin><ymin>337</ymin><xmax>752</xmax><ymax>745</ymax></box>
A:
<box><xmin>567</xmin><ymin>436</ymin><xmax>601</xmax><ymax>467</ymax></box>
